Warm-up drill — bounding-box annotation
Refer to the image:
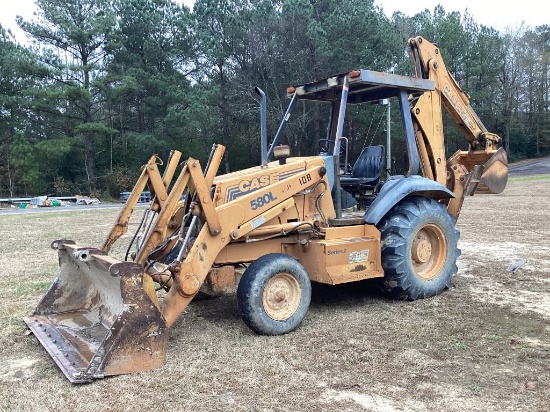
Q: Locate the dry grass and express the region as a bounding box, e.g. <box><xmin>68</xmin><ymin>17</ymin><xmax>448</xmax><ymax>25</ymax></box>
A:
<box><xmin>0</xmin><ymin>178</ymin><xmax>549</xmax><ymax>411</ymax></box>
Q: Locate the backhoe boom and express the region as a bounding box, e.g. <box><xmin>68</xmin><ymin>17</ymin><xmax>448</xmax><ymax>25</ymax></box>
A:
<box><xmin>408</xmin><ymin>36</ymin><xmax>508</xmax><ymax>217</ymax></box>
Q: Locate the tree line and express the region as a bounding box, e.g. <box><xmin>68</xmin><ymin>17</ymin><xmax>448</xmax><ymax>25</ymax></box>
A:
<box><xmin>1</xmin><ymin>0</ymin><xmax>549</xmax><ymax>198</ymax></box>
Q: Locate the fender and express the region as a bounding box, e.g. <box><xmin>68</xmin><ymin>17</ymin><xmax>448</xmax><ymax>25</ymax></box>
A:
<box><xmin>363</xmin><ymin>175</ymin><xmax>455</xmax><ymax>225</ymax></box>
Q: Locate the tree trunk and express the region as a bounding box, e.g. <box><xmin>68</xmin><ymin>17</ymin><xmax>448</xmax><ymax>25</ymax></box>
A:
<box><xmin>83</xmin><ymin>53</ymin><xmax>95</xmax><ymax>193</ymax></box>
<box><xmin>219</xmin><ymin>62</ymin><xmax>231</xmax><ymax>173</ymax></box>
<box><xmin>84</xmin><ymin>133</ymin><xmax>95</xmax><ymax>193</ymax></box>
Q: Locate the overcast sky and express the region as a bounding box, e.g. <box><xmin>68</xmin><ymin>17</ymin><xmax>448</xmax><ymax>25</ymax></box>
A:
<box><xmin>0</xmin><ymin>0</ymin><xmax>545</xmax><ymax>43</ymax></box>
<box><xmin>374</xmin><ymin>0</ymin><xmax>546</xmax><ymax>30</ymax></box>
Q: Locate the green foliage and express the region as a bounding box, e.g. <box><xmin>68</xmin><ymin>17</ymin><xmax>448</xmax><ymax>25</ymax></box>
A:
<box><xmin>468</xmin><ymin>383</ymin><xmax>483</xmax><ymax>394</ymax></box>
<box><xmin>9</xmin><ymin>134</ymin><xmax>40</xmax><ymax>192</ymax></box>
<box><xmin>1</xmin><ymin>1</ymin><xmax>548</xmax><ymax>197</ymax></box>
<box><xmin>8</xmin><ymin>135</ymin><xmax>75</xmax><ymax>194</ymax></box>
<box><xmin>104</xmin><ymin>165</ymin><xmax>140</xmax><ymax>197</ymax></box>
<box><xmin>17</xmin><ymin>0</ymin><xmax>118</xmax><ymax>192</ymax></box>
<box><xmin>74</xmin><ymin>122</ymin><xmax>117</xmax><ymax>137</ymax></box>
<box><xmin>35</xmin><ymin>138</ymin><xmax>73</xmax><ymax>166</ymax></box>
<box><xmin>450</xmin><ymin>341</ymin><xmax>469</xmax><ymax>350</ymax></box>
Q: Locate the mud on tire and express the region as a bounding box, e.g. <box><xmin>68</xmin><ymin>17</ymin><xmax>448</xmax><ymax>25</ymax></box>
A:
<box><xmin>237</xmin><ymin>253</ymin><xmax>311</xmax><ymax>335</ymax></box>
<box><xmin>377</xmin><ymin>196</ymin><xmax>460</xmax><ymax>300</ymax></box>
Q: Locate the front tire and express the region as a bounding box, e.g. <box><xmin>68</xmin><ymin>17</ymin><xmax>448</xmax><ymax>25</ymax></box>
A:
<box><xmin>237</xmin><ymin>254</ymin><xmax>311</xmax><ymax>335</ymax></box>
<box><xmin>377</xmin><ymin>196</ymin><xmax>460</xmax><ymax>300</ymax></box>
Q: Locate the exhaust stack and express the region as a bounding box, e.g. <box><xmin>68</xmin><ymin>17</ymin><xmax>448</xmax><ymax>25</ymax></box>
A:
<box><xmin>255</xmin><ymin>87</ymin><xmax>268</xmax><ymax>166</ymax></box>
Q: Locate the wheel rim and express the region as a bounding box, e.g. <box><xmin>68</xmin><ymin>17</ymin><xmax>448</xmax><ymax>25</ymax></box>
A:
<box><xmin>262</xmin><ymin>273</ymin><xmax>301</xmax><ymax>321</ymax></box>
<box><xmin>411</xmin><ymin>223</ymin><xmax>447</xmax><ymax>280</ymax></box>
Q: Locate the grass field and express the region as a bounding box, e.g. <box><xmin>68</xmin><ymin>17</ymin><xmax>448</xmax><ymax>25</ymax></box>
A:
<box><xmin>0</xmin><ymin>177</ymin><xmax>549</xmax><ymax>411</ymax></box>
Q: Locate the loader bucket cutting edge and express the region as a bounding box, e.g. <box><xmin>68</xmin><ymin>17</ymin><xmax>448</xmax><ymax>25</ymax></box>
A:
<box><xmin>24</xmin><ymin>241</ymin><xmax>168</xmax><ymax>383</ymax></box>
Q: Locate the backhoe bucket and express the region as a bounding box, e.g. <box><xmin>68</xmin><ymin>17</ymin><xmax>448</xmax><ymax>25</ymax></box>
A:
<box><xmin>475</xmin><ymin>147</ymin><xmax>508</xmax><ymax>195</ymax></box>
<box><xmin>24</xmin><ymin>240</ymin><xmax>168</xmax><ymax>383</ymax></box>
<box><xmin>449</xmin><ymin>147</ymin><xmax>508</xmax><ymax>195</ymax></box>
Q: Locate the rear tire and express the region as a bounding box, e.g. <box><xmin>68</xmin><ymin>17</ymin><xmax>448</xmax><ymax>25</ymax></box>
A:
<box><xmin>377</xmin><ymin>196</ymin><xmax>460</xmax><ymax>300</ymax></box>
<box><xmin>237</xmin><ymin>254</ymin><xmax>311</xmax><ymax>335</ymax></box>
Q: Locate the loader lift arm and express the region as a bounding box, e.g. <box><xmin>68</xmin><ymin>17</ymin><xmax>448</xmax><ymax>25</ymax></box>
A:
<box><xmin>102</xmin><ymin>150</ymin><xmax>182</xmax><ymax>254</ymax></box>
<box><xmin>161</xmin><ymin>160</ymin><xmax>329</xmax><ymax>327</ymax></box>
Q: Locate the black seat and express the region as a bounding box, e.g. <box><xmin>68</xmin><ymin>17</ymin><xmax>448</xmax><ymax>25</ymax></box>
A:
<box><xmin>340</xmin><ymin>145</ymin><xmax>385</xmax><ymax>188</ymax></box>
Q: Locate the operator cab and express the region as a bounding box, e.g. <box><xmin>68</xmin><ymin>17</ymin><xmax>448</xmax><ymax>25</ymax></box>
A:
<box><xmin>262</xmin><ymin>69</ymin><xmax>435</xmax><ymax>217</ymax></box>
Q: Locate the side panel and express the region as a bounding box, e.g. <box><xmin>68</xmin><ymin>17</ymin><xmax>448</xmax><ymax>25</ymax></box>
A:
<box><xmin>215</xmin><ymin>237</ymin><xmax>290</xmax><ymax>264</ymax></box>
<box><xmin>285</xmin><ymin>225</ymin><xmax>383</xmax><ymax>285</ymax></box>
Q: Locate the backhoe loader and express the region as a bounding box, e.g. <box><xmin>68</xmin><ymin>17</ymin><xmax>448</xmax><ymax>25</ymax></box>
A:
<box><xmin>25</xmin><ymin>36</ymin><xmax>508</xmax><ymax>383</ymax></box>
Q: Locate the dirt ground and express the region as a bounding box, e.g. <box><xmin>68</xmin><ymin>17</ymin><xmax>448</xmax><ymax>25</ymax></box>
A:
<box><xmin>0</xmin><ymin>166</ymin><xmax>548</xmax><ymax>411</ymax></box>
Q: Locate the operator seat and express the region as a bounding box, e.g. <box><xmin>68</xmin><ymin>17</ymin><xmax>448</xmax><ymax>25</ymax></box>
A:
<box><xmin>340</xmin><ymin>145</ymin><xmax>385</xmax><ymax>189</ymax></box>
<box><xmin>333</xmin><ymin>144</ymin><xmax>386</xmax><ymax>216</ymax></box>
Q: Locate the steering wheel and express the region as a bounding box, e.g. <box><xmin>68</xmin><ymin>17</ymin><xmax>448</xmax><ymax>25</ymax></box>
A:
<box><xmin>318</xmin><ymin>138</ymin><xmax>346</xmax><ymax>157</ymax></box>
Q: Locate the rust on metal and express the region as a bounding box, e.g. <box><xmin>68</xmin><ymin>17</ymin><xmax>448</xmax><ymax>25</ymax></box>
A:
<box><xmin>24</xmin><ymin>241</ymin><xmax>168</xmax><ymax>383</ymax></box>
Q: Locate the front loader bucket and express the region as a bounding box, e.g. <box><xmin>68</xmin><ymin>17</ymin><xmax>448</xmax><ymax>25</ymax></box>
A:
<box><xmin>24</xmin><ymin>240</ymin><xmax>168</xmax><ymax>383</ymax></box>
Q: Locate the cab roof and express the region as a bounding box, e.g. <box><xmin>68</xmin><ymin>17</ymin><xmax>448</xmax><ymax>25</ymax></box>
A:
<box><xmin>287</xmin><ymin>69</ymin><xmax>435</xmax><ymax>104</ymax></box>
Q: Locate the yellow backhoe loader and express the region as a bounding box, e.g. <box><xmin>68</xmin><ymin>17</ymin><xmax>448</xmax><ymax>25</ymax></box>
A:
<box><xmin>24</xmin><ymin>37</ymin><xmax>508</xmax><ymax>383</ymax></box>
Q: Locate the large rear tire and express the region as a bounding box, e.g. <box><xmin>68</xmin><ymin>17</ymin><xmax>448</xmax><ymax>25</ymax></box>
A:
<box><xmin>237</xmin><ymin>254</ymin><xmax>311</xmax><ymax>335</ymax></box>
<box><xmin>377</xmin><ymin>196</ymin><xmax>460</xmax><ymax>300</ymax></box>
